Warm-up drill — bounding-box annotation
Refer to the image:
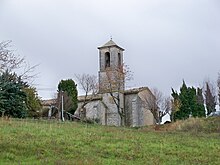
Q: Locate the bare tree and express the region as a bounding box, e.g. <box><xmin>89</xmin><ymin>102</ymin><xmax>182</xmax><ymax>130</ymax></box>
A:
<box><xmin>139</xmin><ymin>88</ymin><xmax>171</xmax><ymax>124</ymax></box>
<box><xmin>160</xmin><ymin>96</ymin><xmax>172</xmax><ymax>123</ymax></box>
<box><xmin>75</xmin><ymin>74</ymin><xmax>98</xmax><ymax>116</ymax></box>
<box><xmin>217</xmin><ymin>73</ymin><xmax>220</xmax><ymax>109</ymax></box>
<box><xmin>0</xmin><ymin>40</ymin><xmax>24</xmax><ymax>72</ymax></box>
<box><xmin>104</xmin><ymin>63</ymin><xmax>132</xmax><ymax>125</ymax></box>
<box><xmin>0</xmin><ymin>40</ymin><xmax>38</xmax><ymax>83</ymax></box>
<box><xmin>204</xmin><ymin>81</ymin><xmax>216</xmax><ymax>115</ymax></box>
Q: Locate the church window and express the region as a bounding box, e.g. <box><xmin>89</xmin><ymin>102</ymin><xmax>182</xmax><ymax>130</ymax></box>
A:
<box><xmin>105</xmin><ymin>52</ymin><xmax>110</xmax><ymax>68</ymax></box>
<box><xmin>118</xmin><ymin>53</ymin><xmax>121</xmax><ymax>67</ymax></box>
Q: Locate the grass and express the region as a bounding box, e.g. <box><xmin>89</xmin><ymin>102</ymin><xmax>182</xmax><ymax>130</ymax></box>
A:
<box><xmin>0</xmin><ymin>118</ymin><xmax>220</xmax><ymax>165</ymax></box>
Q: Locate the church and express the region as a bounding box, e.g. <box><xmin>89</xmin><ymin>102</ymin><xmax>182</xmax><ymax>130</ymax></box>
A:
<box><xmin>74</xmin><ymin>39</ymin><xmax>155</xmax><ymax>127</ymax></box>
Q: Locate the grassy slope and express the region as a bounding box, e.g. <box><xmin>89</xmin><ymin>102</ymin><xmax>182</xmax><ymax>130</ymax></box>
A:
<box><xmin>0</xmin><ymin>119</ymin><xmax>219</xmax><ymax>165</ymax></box>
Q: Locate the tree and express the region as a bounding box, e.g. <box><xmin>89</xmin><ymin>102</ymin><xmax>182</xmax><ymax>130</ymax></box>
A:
<box><xmin>204</xmin><ymin>82</ymin><xmax>216</xmax><ymax>115</ymax></box>
<box><xmin>217</xmin><ymin>73</ymin><xmax>220</xmax><ymax>109</ymax></box>
<box><xmin>75</xmin><ymin>74</ymin><xmax>98</xmax><ymax>118</ymax></box>
<box><xmin>0</xmin><ymin>41</ymin><xmax>24</xmax><ymax>73</ymax></box>
<box><xmin>57</xmin><ymin>79</ymin><xmax>78</xmax><ymax>114</ymax></box>
<box><xmin>194</xmin><ymin>87</ymin><xmax>206</xmax><ymax>117</ymax></box>
<box><xmin>160</xmin><ymin>96</ymin><xmax>172</xmax><ymax>122</ymax></box>
<box><xmin>171</xmin><ymin>89</ymin><xmax>181</xmax><ymax>122</ymax></box>
<box><xmin>0</xmin><ymin>70</ymin><xmax>27</xmax><ymax>118</ymax></box>
<box><xmin>23</xmin><ymin>87</ymin><xmax>42</xmax><ymax>118</ymax></box>
<box><xmin>0</xmin><ymin>41</ymin><xmax>40</xmax><ymax>118</ymax></box>
<box><xmin>0</xmin><ymin>40</ymin><xmax>38</xmax><ymax>83</ymax></box>
<box><xmin>139</xmin><ymin>88</ymin><xmax>171</xmax><ymax>124</ymax></box>
<box><xmin>171</xmin><ymin>81</ymin><xmax>205</xmax><ymax>121</ymax></box>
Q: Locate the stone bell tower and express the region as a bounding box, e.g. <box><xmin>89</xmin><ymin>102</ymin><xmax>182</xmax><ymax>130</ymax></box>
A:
<box><xmin>97</xmin><ymin>39</ymin><xmax>125</xmax><ymax>126</ymax></box>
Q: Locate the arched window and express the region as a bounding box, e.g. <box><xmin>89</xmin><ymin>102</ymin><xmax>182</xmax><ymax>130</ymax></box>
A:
<box><xmin>105</xmin><ymin>52</ymin><xmax>110</xmax><ymax>68</ymax></box>
<box><xmin>118</xmin><ymin>53</ymin><xmax>121</xmax><ymax>67</ymax></box>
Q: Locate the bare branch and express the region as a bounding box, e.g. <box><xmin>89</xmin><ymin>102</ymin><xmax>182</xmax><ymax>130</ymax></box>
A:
<box><xmin>0</xmin><ymin>40</ymin><xmax>38</xmax><ymax>84</ymax></box>
<box><xmin>75</xmin><ymin>73</ymin><xmax>98</xmax><ymax>108</ymax></box>
<box><xmin>0</xmin><ymin>40</ymin><xmax>25</xmax><ymax>72</ymax></box>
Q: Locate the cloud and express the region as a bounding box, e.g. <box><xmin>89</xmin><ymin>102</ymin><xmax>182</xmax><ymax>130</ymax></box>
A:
<box><xmin>0</xmin><ymin>0</ymin><xmax>220</xmax><ymax>98</ymax></box>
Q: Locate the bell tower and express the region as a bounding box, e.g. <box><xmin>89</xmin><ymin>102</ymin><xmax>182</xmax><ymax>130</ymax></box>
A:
<box><xmin>97</xmin><ymin>39</ymin><xmax>125</xmax><ymax>126</ymax></box>
<box><xmin>98</xmin><ymin>39</ymin><xmax>125</xmax><ymax>93</ymax></box>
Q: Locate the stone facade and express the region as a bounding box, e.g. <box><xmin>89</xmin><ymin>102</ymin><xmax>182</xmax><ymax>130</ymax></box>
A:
<box><xmin>74</xmin><ymin>40</ymin><xmax>155</xmax><ymax>127</ymax></box>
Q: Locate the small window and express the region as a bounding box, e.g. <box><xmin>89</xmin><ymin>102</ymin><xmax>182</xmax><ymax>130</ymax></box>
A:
<box><xmin>105</xmin><ymin>52</ymin><xmax>110</xmax><ymax>68</ymax></box>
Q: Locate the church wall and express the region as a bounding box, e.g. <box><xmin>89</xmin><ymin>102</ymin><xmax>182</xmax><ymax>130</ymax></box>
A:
<box><xmin>76</xmin><ymin>100</ymin><xmax>105</xmax><ymax>124</ymax></box>
<box><xmin>142</xmin><ymin>107</ymin><xmax>155</xmax><ymax>125</ymax></box>
<box><xmin>124</xmin><ymin>93</ymin><xmax>138</xmax><ymax>127</ymax></box>
<box><xmin>138</xmin><ymin>90</ymin><xmax>155</xmax><ymax>125</ymax></box>
<box><xmin>102</xmin><ymin>93</ymin><xmax>122</xmax><ymax>126</ymax></box>
<box><xmin>125</xmin><ymin>92</ymin><xmax>155</xmax><ymax>127</ymax></box>
<box><xmin>136</xmin><ymin>96</ymin><xmax>144</xmax><ymax>126</ymax></box>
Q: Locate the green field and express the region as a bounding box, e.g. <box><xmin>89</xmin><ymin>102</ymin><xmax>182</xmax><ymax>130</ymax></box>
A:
<box><xmin>0</xmin><ymin>118</ymin><xmax>219</xmax><ymax>165</ymax></box>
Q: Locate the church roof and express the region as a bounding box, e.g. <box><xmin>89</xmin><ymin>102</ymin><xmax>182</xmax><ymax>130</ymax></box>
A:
<box><xmin>98</xmin><ymin>39</ymin><xmax>124</xmax><ymax>51</ymax></box>
<box><xmin>124</xmin><ymin>87</ymin><xmax>150</xmax><ymax>95</ymax></box>
<box><xmin>78</xmin><ymin>94</ymin><xmax>102</xmax><ymax>102</ymax></box>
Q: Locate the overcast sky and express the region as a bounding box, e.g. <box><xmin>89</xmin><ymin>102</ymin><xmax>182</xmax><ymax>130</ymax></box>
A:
<box><xmin>0</xmin><ymin>0</ymin><xmax>220</xmax><ymax>99</ymax></box>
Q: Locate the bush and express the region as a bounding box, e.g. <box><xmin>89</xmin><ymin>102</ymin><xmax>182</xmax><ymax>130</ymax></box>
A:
<box><xmin>177</xmin><ymin>117</ymin><xmax>220</xmax><ymax>133</ymax></box>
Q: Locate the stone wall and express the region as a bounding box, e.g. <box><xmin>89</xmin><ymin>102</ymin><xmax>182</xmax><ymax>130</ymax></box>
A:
<box><xmin>125</xmin><ymin>89</ymin><xmax>155</xmax><ymax>127</ymax></box>
<box><xmin>124</xmin><ymin>93</ymin><xmax>137</xmax><ymax>126</ymax></box>
<box><xmin>75</xmin><ymin>99</ymin><xmax>105</xmax><ymax>124</ymax></box>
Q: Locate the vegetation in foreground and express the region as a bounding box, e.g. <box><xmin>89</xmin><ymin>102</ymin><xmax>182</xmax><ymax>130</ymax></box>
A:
<box><xmin>0</xmin><ymin>118</ymin><xmax>219</xmax><ymax>165</ymax></box>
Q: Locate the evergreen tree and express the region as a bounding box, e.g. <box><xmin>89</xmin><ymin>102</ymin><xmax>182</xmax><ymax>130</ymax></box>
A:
<box><xmin>174</xmin><ymin>81</ymin><xmax>192</xmax><ymax>120</ymax></box>
<box><xmin>23</xmin><ymin>87</ymin><xmax>42</xmax><ymax>118</ymax></box>
<box><xmin>0</xmin><ymin>70</ymin><xmax>27</xmax><ymax>118</ymax></box>
<box><xmin>58</xmin><ymin>79</ymin><xmax>78</xmax><ymax>114</ymax></box>
<box><xmin>171</xmin><ymin>88</ymin><xmax>181</xmax><ymax>122</ymax></box>
<box><xmin>204</xmin><ymin>82</ymin><xmax>216</xmax><ymax>115</ymax></box>
<box><xmin>194</xmin><ymin>88</ymin><xmax>206</xmax><ymax>117</ymax></box>
<box><xmin>172</xmin><ymin>81</ymin><xmax>205</xmax><ymax>121</ymax></box>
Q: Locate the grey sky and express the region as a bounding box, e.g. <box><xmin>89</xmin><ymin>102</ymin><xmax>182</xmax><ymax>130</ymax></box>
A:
<box><xmin>0</xmin><ymin>0</ymin><xmax>220</xmax><ymax>99</ymax></box>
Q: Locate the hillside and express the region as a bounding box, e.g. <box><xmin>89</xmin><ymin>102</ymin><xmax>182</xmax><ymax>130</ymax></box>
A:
<box><xmin>0</xmin><ymin>118</ymin><xmax>219</xmax><ymax>164</ymax></box>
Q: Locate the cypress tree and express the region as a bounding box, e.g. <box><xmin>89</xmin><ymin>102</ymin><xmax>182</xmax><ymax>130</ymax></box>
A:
<box><xmin>172</xmin><ymin>81</ymin><xmax>205</xmax><ymax>120</ymax></box>
<box><xmin>194</xmin><ymin>87</ymin><xmax>206</xmax><ymax>117</ymax></box>
<box><xmin>205</xmin><ymin>82</ymin><xmax>216</xmax><ymax>115</ymax></box>
<box><xmin>174</xmin><ymin>81</ymin><xmax>190</xmax><ymax>120</ymax></box>
<box><xmin>171</xmin><ymin>88</ymin><xmax>181</xmax><ymax>122</ymax></box>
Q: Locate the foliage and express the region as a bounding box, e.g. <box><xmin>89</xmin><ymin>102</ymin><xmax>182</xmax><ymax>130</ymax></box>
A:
<box><xmin>0</xmin><ymin>70</ymin><xmax>27</xmax><ymax>118</ymax></box>
<box><xmin>171</xmin><ymin>81</ymin><xmax>206</xmax><ymax>121</ymax></box>
<box><xmin>57</xmin><ymin>79</ymin><xmax>78</xmax><ymax>114</ymax></box>
<box><xmin>0</xmin><ymin>119</ymin><xmax>219</xmax><ymax>164</ymax></box>
<box><xmin>23</xmin><ymin>87</ymin><xmax>42</xmax><ymax>118</ymax></box>
<box><xmin>0</xmin><ymin>41</ymin><xmax>41</xmax><ymax>118</ymax></box>
<box><xmin>171</xmin><ymin>89</ymin><xmax>181</xmax><ymax>122</ymax></box>
<box><xmin>204</xmin><ymin>82</ymin><xmax>216</xmax><ymax>115</ymax></box>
